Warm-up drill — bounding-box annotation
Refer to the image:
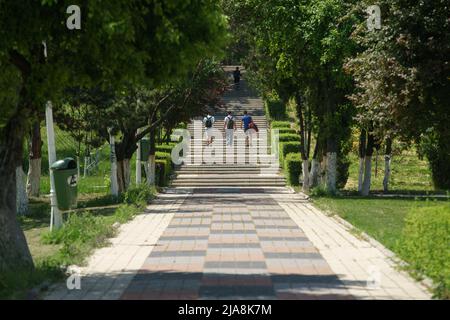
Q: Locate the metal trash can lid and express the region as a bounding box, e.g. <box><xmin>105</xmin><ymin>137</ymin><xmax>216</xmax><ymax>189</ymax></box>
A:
<box><xmin>50</xmin><ymin>158</ymin><xmax>77</xmax><ymax>170</ymax></box>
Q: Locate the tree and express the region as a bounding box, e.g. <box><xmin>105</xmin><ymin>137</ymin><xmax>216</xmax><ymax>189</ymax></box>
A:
<box><xmin>224</xmin><ymin>0</ymin><xmax>357</xmax><ymax>193</ymax></box>
<box><xmin>347</xmin><ymin>0</ymin><xmax>450</xmax><ymax>190</ymax></box>
<box><xmin>0</xmin><ymin>0</ymin><xmax>228</xmax><ymax>272</ymax></box>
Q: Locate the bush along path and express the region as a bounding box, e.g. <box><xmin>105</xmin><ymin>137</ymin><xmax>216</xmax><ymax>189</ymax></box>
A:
<box><xmin>44</xmin><ymin>69</ymin><xmax>432</xmax><ymax>300</ymax></box>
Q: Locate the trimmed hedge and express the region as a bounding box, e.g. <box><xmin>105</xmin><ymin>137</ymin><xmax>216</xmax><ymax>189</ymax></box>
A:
<box><xmin>155</xmin><ymin>159</ymin><xmax>172</xmax><ymax>187</ymax></box>
<box><xmin>271</xmin><ymin>121</ymin><xmax>291</xmax><ymax>129</ymax></box>
<box><xmin>265</xmin><ymin>98</ymin><xmax>286</xmax><ymax>120</ymax></box>
<box><xmin>279</xmin><ymin>133</ymin><xmax>301</xmax><ymax>143</ymax></box>
<box><xmin>155</xmin><ymin>144</ymin><xmax>175</xmax><ymax>153</ymax></box>
<box><xmin>280</xmin><ymin>142</ymin><xmax>301</xmax><ymax>166</ymax></box>
<box><xmin>276</xmin><ymin>128</ymin><xmax>298</xmax><ymax>135</ymax></box>
<box><xmin>155</xmin><ymin>151</ymin><xmax>172</xmax><ymax>164</ymax></box>
<box><xmin>284</xmin><ymin>153</ymin><xmax>302</xmax><ymax>186</ymax></box>
<box><xmin>398</xmin><ymin>205</ymin><xmax>450</xmax><ymax>299</ymax></box>
<box><xmin>154</xmin><ymin>151</ymin><xmax>173</xmax><ymax>187</ymax></box>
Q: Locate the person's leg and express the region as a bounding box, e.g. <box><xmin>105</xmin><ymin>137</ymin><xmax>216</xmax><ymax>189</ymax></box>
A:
<box><xmin>226</xmin><ymin>129</ymin><xmax>233</xmax><ymax>146</ymax></box>
<box><xmin>205</xmin><ymin>129</ymin><xmax>210</xmax><ymax>146</ymax></box>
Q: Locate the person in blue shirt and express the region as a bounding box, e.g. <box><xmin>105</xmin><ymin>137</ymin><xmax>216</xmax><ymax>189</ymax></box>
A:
<box><xmin>241</xmin><ymin>110</ymin><xmax>253</xmax><ymax>146</ymax></box>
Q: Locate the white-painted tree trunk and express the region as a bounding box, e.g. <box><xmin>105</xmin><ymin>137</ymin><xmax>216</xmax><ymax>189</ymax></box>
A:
<box><xmin>46</xmin><ymin>102</ymin><xmax>62</xmax><ymax>230</ymax></box>
<box><xmin>383</xmin><ymin>155</ymin><xmax>391</xmax><ymax>193</ymax></box>
<box><xmin>309</xmin><ymin>158</ymin><xmax>320</xmax><ymax>189</ymax></box>
<box><xmin>136</xmin><ymin>134</ymin><xmax>142</xmax><ymax>184</ymax></box>
<box><xmin>84</xmin><ymin>156</ymin><xmax>89</xmax><ymax>177</ymax></box>
<box><xmin>358</xmin><ymin>157</ymin><xmax>365</xmax><ymax>193</ymax></box>
<box><xmin>147</xmin><ymin>155</ymin><xmax>156</xmax><ymax>186</ymax></box>
<box><xmin>76</xmin><ymin>156</ymin><xmax>80</xmax><ymax>179</ymax></box>
<box><xmin>26</xmin><ymin>158</ymin><xmax>41</xmax><ymax>197</ymax></box>
<box><xmin>326</xmin><ymin>152</ymin><xmax>337</xmax><ymax>194</ymax></box>
<box><xmin>302</xmin><ymin>159</ymin><xmax>310</xmax><ymax>193</ymax></box>
<box><xmin>109</xmin><ymin>133</ymin><xmax>118</xmax><ymax>197</ymax></box>
<box><xmin>361</xmin><ymin>156</ymin><xmax>372</xmax><ymax>196</ymax></box>
<box><xmin>16</xmin><ymin>166</ymin><xmax>28</xmax><ymax>215</ymax></box>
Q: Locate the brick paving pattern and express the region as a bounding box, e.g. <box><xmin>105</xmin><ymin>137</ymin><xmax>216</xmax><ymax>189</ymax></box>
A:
<box><xmin>120</xmin><ymin>189</ymin><xmax>353</xmax><ymax>300</ymax></box>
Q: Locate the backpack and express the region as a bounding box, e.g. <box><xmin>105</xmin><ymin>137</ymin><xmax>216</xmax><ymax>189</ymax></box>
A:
<box><xmin>226</xmin><ymin>116</ymin><xmax>235</xmax><ymax>129</ymax></box>
<box><xmin>249</xmin><ymin>121</ymin><xmax>259</xmax><ymax>132</ymax></box>
<box><xmin>205</xmin><ymin>116</ymin><xmax>213</xmax><ymax>128</ymax></box>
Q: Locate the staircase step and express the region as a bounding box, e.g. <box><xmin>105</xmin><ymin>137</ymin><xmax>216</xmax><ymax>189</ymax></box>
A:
<box><xmin>172</xmin><ymin>182</ymin><xmax>286</xmax><ymax>187</ymax></box>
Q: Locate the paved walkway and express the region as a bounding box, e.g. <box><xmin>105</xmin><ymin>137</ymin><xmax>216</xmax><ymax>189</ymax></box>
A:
<box><xmin>45</xmin><ymin>188</ymin><xmax>431</xmax><ymax>300</ymax></box>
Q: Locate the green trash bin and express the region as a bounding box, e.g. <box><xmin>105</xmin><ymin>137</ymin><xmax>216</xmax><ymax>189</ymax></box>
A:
<box><xmin>140</xmin><ymin>138</ymin><xmax>151</xmax><ymax>160</ymax></box>
<box><xmin>50</xmin><ymin>157</ymin><xmax>78</xmax><ymax>211</ymax></box>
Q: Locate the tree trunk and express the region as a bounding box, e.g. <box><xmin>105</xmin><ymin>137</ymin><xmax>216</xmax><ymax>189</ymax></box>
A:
<box><xmin>358</xmin><ymin>129</ymin><xmax>366</xmax><ymax>193</ymax></box>
<box><xmin>147</xmin><ymin>155</ymin><xmax>156</xmax><ymax>186</ymax></box>
<box><xmin>309</xmin><ymin>137</ymin><xmax>321</xmax><ymax>189</ymax></box>
<box><xmin>116</xmin><ymin>159</ymin><xmax>131</xmax><ymax>193</ymax></box>
<box><xmin>326</xmin><ymin>138</ymin><xmax>337</xmax><ymax>194</ymax></box>
<box><xmin>302</xmin><ymin>160</ymin><xmax>310</xmax><ymax>193</ymax></box>
<box><xmin>326</xmin><ymin>152</ymin><xmax>337</xmax><ymax>194</ymax></box>
<box><xmin>361</xmin><ymin>133</ymin><xmax>375</xmax><ymax>196</ymax></box>
<box><xmin>26</xmin><ymin>120</ymin><xmax>42</xmax><ymax>197</ymax></box>
<box><xmin>383</xmin><ymin>138</ymin><xmax>392</xmax><ymax>193</ymax></box>
<box><xmin>147</xmin><ymin>128</ymin><xmax>157</xmax><ymax>186</ymax></box>
<box><xmin>0</xmin><ymin>116</ymin><xmax>34</xmax><ymax>272</ymax></box>
<box><xmin>16</xmin><ymin>166</ymin><xmax>28</xmax><ymax>215</ymax></box>
<box><xmin>309</xmin><ymin>159</ymin><xmax>320</xmax><ymax>188</ymax></box>
<box><xmin>295</xmin><ymin>95</ymin><xmax>310</xmax><ymax>193</ymax></box>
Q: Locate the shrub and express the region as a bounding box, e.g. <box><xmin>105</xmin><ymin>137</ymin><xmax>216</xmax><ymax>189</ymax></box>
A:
<box><xmin>284</xmin><ymin>153</ymin><xmax>302</xmax><ymax>186</ymax></box>
<box><xmin>280</xmin><ymin>142</ymin><xmax>301</xmax><ymax>165</ymax></box>
<box><xmin>123</xmin><ymin>184</ymin><xmax>156</xmax><ymax>206</ymax></box>
<box><xmin>418</xmin><ymin>130</ymin><xmax>450</xmax><ymax>189</ymax></box>
<box><xmin>42</xmin><ymin>212</ymin><xmax>115</xmax><ymax>264</ymax></box>
<box><xmin>271</xmin><ymin>121</ymin><xmax>291</xmax><ymax>129</ymax></box>
<box><xmin>337</xmin><ymin>154</ymin><xmax>351</xmax><ymax>189</ymax></box>
<box><xmin>398</xmin><ymin>205</ymin><xmax>450</xmax><ymax>299</ymax></box>
<box><xmin>156</xmin><ymin>144</ymin><xmax>175</xmax><ymax>153</ymax></box>
<box><xmin>155</xmin><ymin>151</ymin><xmax>172</xmax><ymax>167</ymax></box>
<box><xmin>279</xmin><ymin>133</ymin><xmax>300</xmax><ymax>143</ymax></box>
<box><xmin>277</xmin><ymin>128</ymin><xmax>298</xmax><ymax>135</ymax></box>
<box><xmin>155</xmin><ymin>159</ymin><xmax>171</xmax><ymax>186</ymax></box>
<box><xmin>265</xmin><ymin>97</ymin><xmax>286</xmax><ymax>120</ymax></box>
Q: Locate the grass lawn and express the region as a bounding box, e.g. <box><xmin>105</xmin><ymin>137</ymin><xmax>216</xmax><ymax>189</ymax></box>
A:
<box><xmin>345</xmin><ymin>150</ymin><xmax>436</xmax><ymax>193</ymax></box>
<box><xmin>312</xmin><ymin>196</ymin><xmax>448</xmax><ymax>252</ymax></box>
<box><xmin>2</xmin><ymin>184</ymin><xmax>153</xmax><ymax>299</ymax></box>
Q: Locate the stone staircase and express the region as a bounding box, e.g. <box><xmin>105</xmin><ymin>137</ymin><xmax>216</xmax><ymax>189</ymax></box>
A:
<box><xmin>171</xmin><ymin>66</ymin><xmax>286</xmax><ymax>188</ymax></box>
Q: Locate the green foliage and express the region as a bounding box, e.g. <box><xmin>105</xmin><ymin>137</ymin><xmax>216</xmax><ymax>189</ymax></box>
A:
<box><xmin>280</xmin><ymin>142</ymin><xmax>301</xmax><ymax>166</ymax></box>
<box><xmin>398</xmin><ymin>205</ymin><xmax>450</xmax><ymax>299</ymax></box>
<box><xmin>123</xmin><ymin>184</ymin><xmax>156</xmax><ymax>206</ymax></box>
<box><xmin>271</xmin><ymin>121</ymin><xmax>292</xmax><ymax>129</ymax></box>
<box><xmin>277</xmin><ymin>128</ymin><xmax>297</xmax><ymax>135</ymax></box>
<box><xmin>41</xmin><ymin>212</ymin><xmax>116</xmax><ymax>265</ymax></box>
<box><xmin>41</xmin><ymin>184</ymin><xmax>155</xmax><ymax>266</ymax></box>
<box><xmin>265</xmin><ymin>96</ymin><xmax>287</xmax><ymax>120</ymax></box>
<box><xmin>336</xmin><ymin>155</ymin><xmax>351</xmax><ymax>190</ymax></box>
<box><xmin>418</xmin><ymin>130</ymin><xmax>450</xmax><ymax>190</ymax></box>
<box><xmin>0</xmin><ymin>259</ymin><xmax>63</xmax><ymax>299</ymax></box>
<box><xmin>155</xmin><ymin>159</ymin><xmax>172</xmax><ymax>187</ymax></box>
<box><xmin>279</xmin><ymin>133</ymin><xmax>300</xmax><ymax>143</ymax></box>
<box><xmin>310</xmin><ymin>185</ymin><xmax>329</xmax><ymax>197</ymax></box>
<box><xmin>347</xmin><ymin>0</ymin><xmax>450</xmax><ymax>190</ymax></box>
<box><xmin>156</xmin><ymin>144</ymin><xmax>176</xmax><ymax>153</ymax></box>
<box><xmin>155</xmin><ymin>151</ymin><xmax>172</xmax><ymax>164</ymax></box>
<box><xmin>284</xmin><ymin>153</ymin><xmax>302</xmax><ymax>186</ymax></box>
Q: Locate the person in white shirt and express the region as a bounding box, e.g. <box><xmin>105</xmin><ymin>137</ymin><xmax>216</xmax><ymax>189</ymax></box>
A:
<box><xmin>223</xmin><ymin>111</ymin><xmax>236</xmax><ymax>147</ymax></box>
<box><xmin>203</xmin><ymin>113</ymin><xmax>215</xmax><ymax>146</ymax></box>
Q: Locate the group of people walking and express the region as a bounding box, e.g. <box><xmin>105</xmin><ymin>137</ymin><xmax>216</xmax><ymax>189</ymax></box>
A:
<box><xmin>202</xmin><ymin>66</ymin><xmax>257</xmax><ymax>147</ymax></box>
<box><xmin>203</xmin><ymin>110</ymin><xmax>257</xmax><ymax>147</ymax></box>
